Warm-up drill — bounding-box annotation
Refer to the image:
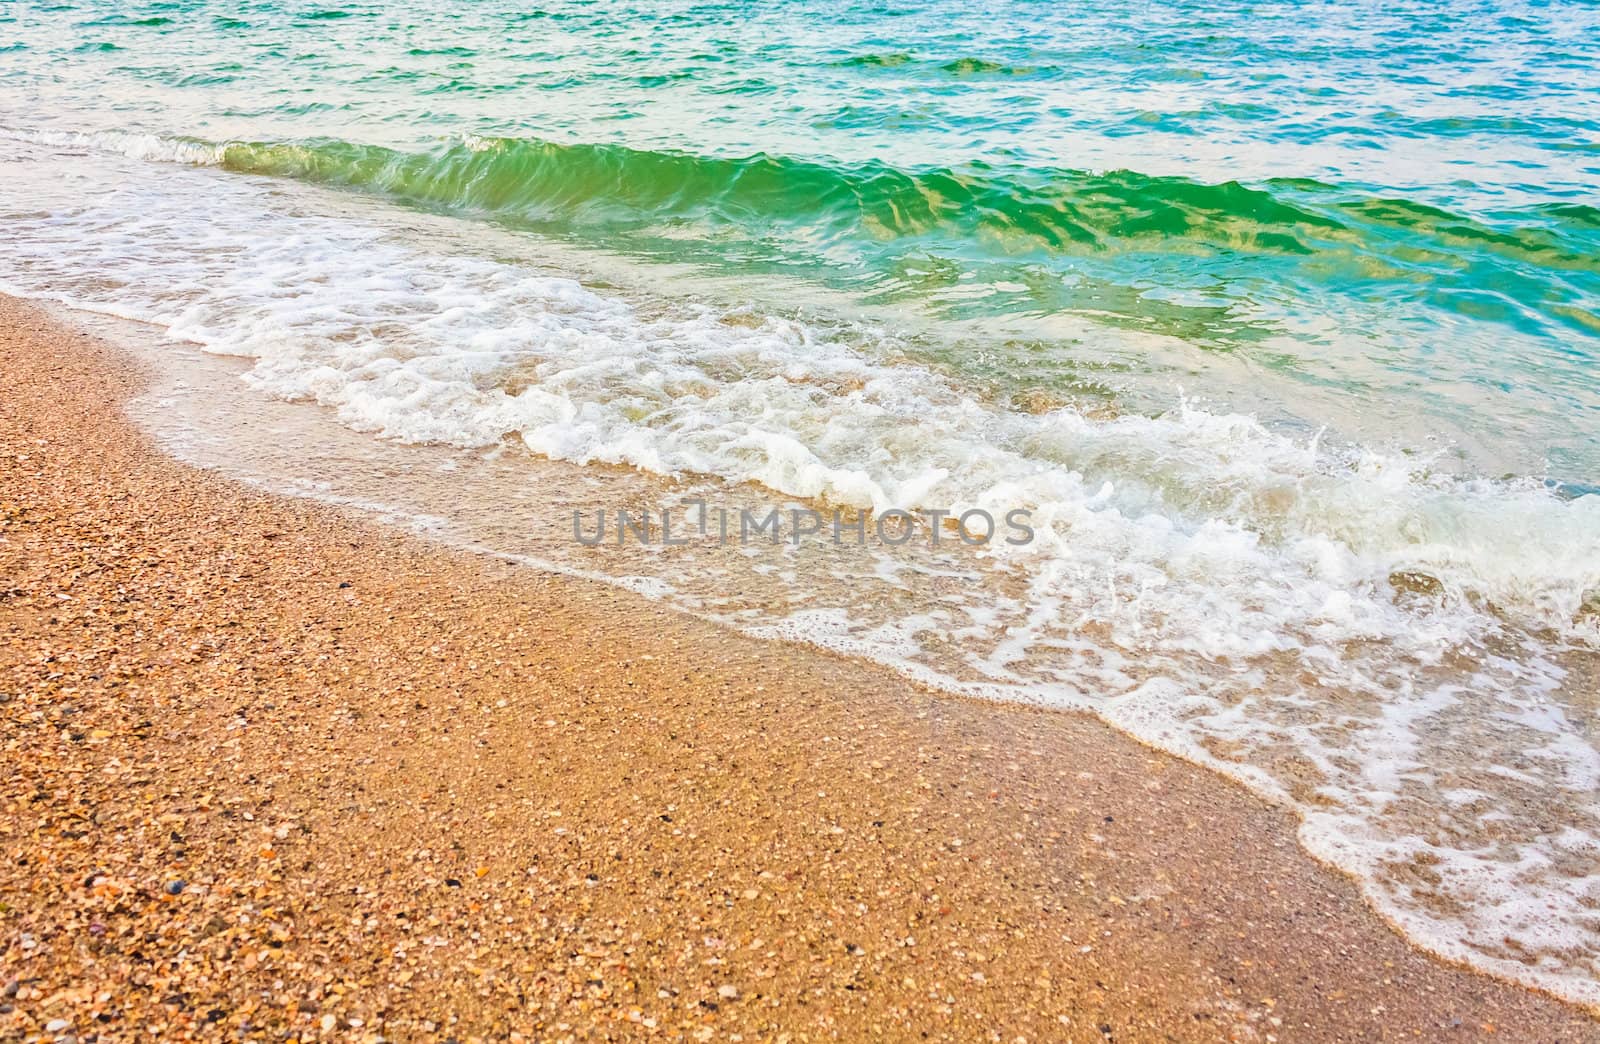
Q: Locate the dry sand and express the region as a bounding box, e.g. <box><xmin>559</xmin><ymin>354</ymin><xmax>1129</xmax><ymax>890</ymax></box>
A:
<box><xmin>1</xmin><ymin>293</ymin><xmax>1595</xmax><ymax>1042</ymax></box>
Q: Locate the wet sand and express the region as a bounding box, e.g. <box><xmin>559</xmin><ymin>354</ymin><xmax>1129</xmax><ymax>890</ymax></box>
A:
<box><xmin>2</xmin><ymin>293</ymin><xmax>1595</xmax><ymax>1042</ymax></box>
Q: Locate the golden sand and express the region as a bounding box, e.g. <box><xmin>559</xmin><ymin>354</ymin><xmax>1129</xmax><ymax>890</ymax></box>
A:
<box><xmin>2</xmin><ymin>296</ymin><xmax>1594</xmax><ymax>1041</ymax></box>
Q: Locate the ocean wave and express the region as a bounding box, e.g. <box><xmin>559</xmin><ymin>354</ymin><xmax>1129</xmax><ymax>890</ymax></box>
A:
<box><xmin>26</xmin><ymin>127</ymin><xmax>1598</xmax><ymax>272</ymax></box>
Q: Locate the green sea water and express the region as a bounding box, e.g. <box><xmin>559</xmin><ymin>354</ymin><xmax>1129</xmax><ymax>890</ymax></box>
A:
<box><xmin>3</xmin><ymin>0</ymin><xmax>1599</xmax><ymax>474</ymax></box>
<box><xmin>5</xmin><ymin>0</ymin><xmax>1600</xmax><ymax>1011</ymax></box>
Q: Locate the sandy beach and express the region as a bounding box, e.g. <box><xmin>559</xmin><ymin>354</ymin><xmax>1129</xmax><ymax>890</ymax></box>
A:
<box><xmin>2</xmin><ymin>293</ymin><xmax>1595</xmax><ymax>1042</ymax></box>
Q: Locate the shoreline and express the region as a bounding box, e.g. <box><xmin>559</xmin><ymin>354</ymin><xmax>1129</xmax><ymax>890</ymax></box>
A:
<box><xmin>2</xmin><ymin>293</ymin><xmax>1595</xmax><ymax>1041</ymax></box>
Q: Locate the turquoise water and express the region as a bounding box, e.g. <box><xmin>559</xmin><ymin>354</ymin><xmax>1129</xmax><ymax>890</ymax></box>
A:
<box><xmin>4</xmin><ymin>0</ymin><xmax>1600</xmax><ymax>473</ymax></box>
<box><xmin>4</xmin><ymin>0</ymin><xmax>1600</xmax><ymax>1010</ymax></box>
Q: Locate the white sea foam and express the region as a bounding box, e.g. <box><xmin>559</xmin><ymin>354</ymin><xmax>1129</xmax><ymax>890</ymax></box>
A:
<box><xmin>3</xmin><ymin>127</ymin><xmax>230</xmax><ymax>165</ymax></box>
<box><xmin>3</xmin><ymin>131</ymin><xmax>1600</xmax><ymax>1009</ymax></box>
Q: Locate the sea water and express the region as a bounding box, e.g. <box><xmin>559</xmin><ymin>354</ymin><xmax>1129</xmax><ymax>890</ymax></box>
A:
<box><xmin>2</xmin><ymin>0</ymin><xmax>1599</xmax><ymax>1009</ymax></box>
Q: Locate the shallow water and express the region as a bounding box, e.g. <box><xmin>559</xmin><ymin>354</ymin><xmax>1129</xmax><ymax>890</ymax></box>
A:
<box><xmin>3</xmin><ymin>0</ymin><xmax>1600</xmax><ymax>1010</ymax></box>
